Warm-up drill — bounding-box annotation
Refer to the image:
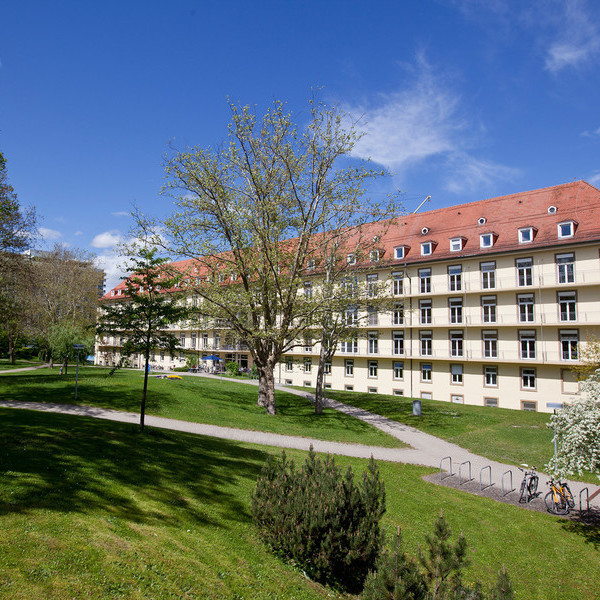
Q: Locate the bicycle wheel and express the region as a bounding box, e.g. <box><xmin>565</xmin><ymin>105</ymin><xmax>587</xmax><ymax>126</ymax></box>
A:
<box><xmin>527</xmin><ymin>475</ymin><xmax>539</xmax><ymax>500</ymax></box>
<box><xmin>519</xmin><ymin>479</ymin><xmax>527</xmax><ymax>503</ymax></box>
<box><xmin>545</xmin><ymin>490</ymin><xmax>568</xmax><ymax>515</ymax></box>
<box><xmin>562</xmin><ymin>484</ymin><xmax>575</xmax><ymax>509</ymax></box>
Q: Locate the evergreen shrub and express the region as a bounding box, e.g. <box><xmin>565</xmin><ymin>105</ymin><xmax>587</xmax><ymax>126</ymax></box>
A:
<box><xmin>225</xmin><ymin>361</ymin><xmax>240</xmax><ymax>376</ymax></box>
<box><xmin>251</xmin><ymin>449</ymin><xmax>386</xmax><ymax>592</ymax></box>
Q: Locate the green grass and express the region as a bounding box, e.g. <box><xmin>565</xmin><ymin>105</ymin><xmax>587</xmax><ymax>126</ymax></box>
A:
<box><xmin>0</xmin><ymin>358</ymin><xmax>43</xmax><ymax>370</ymax></box>
<box><xmin>0</xmin><ymin>367</ymin><xmax>403</xmax><ymax>448</ymax></box>
<box><xmin>0</xmin><ymin>408</ymin><xmax>598</xmax><ymax>599</ymax></box>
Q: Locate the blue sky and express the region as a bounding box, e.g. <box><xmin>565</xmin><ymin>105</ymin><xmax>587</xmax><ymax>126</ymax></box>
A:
<box><xmin>1</xmin><ymin>0</ymin><xmax>599</xmax><ymax>288</ymax></box>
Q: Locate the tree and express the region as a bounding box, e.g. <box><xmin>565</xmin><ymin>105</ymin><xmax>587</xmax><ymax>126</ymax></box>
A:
<box><xmin>96</xmin><ymin>247</ymin><xmax>189</xmax><ymax>431</ymax></box>
<box><xmin>48</xmin><ymin>323</ymin><xmax>95</xmax><ymax>375</ymax></box>
<box><xmin>546</xmin><ymin>367</ymin><xmax>600</xmax><ymax>479</ymax></box>
<box><xmin>141</xmin><ymin>97</ymin><xmax>395</xmax><ymax>414</ymax></box>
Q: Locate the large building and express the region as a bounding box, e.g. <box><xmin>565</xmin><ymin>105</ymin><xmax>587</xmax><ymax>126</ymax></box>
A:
<box><xmin>96</xmin><ymin>181</ymin><xmax>600</xmax><ymax>412</ymax></box>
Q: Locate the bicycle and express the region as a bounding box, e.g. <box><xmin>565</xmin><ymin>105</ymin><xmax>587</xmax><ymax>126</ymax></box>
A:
<box><xmin>517</xmin><ymin>464</ymin><xmax>539</xmax><ymax>503</ymax></box>
<box><xmin>545</xmin><ymin>479</ymin><xmax>575</xmax><ymax>515</ymax></box>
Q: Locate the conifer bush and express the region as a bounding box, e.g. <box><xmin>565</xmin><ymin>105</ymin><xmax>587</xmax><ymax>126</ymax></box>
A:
<box><xmin>251</xmin><ymin>448</ymin><xmax>386</xmax><ymax>592</ymax></box>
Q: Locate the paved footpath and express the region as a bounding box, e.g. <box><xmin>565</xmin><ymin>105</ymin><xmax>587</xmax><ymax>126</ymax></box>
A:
<box><xmin>1</xmin><ymin>370</ymin><xmax>598</xmax><ymax>509</ymax></box>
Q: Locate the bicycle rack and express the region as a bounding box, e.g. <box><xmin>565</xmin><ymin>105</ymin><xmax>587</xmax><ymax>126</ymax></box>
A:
<box><xmin>579</xmin><ymin>488</ymin><xmax>589</xmax><ymax>512</ymax></box>
<box><xmin>501</xmin><ymin>470</ymin><xmax>515</xmax><ymax>497</ymax></box>
<box><xmin>480</xmin><ymin>465</ymin><xmax>493</xmax><ymax>491</ymax></box>
<box><xmin>440</xmin><ymin>456</ymin><xmax>453</xmax><ymax>481</ymax></box>
<box><xmin>458</xmin><ymin>461</ymin><xmax>472</xmax><ymax>485</ymax></box>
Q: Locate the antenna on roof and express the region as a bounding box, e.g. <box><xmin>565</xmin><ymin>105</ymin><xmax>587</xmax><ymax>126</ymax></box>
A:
<box><xmin>412</xmin><ymin>195</ymin><xmax>431</xmax><ymax>214</ymax></box>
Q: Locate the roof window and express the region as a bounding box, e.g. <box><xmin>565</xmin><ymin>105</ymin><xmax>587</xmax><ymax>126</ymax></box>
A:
<box><xmin>478</xmin><ymin>217</ymin><xmax>487</xmax><ymax>225</ymax></box>
<box><xmin>421</xmin><ymin>241</ymin><xmax>434</xmax><ymax>256</ymax></box>
<box><xmin>394</xmin><ymin>246</ymin><xmax>405</xmax><ymax>260</ymax></box>
<box><xmin>518</xmin><ymin>227</ymin><xmax>535</xmax><ymax>244</ymax></box>
<box><xmin>558</xmin><ymin>221</ymin><xmax>575</xmax><ymax>239</ymax></box>
<box><xmin>548</xmin><ymin>205</ymin><xmax>557</xmax><ymax>214</ymax></box>
<box><xmin>480</xmin><ymin>233</ymin><xmax>494</xmax><ymax>248</ymax></box>
<box><xmin>450</xmin><ymin>237</ymin><xmax>464</xmax><ymax>252</ymax></box>
<box><xmin>421</xmin><ymin>227</ymin><xmax>430</xmax><ymax>235</ymax></box>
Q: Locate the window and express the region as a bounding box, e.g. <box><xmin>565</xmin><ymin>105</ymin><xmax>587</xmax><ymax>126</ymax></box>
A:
<box><xmin>521</xmin><ymin>368</ymin><xmax>536</xmax><ymax>389</ymax></box>
<box><xmin>393</xmin><ymin>389</ymin><xmax>404</xmax><ymax>396</ymax></box>
<box><xmin>286</xmin><ymin>358</ymin><xmax>293</xmax><ymax>372</ymax></box>
<box><xmin>560</xmin><ymin>330</ymin><xmax>578</xmax><ymax>360</ymax></box>
<box><xmin>191</xmin><ymin>333</ymin><xmax>197</xmax><ymax>348</ymax></box>
<box><xmin>370</xmin><ymin>250</ymin><xmax>380</xmax><ymax>262</ymax></box>
<box><xmin>484</xmin><ymin>366</ymin><xmax>497</xmax><ymax>387</ymax></box>
<box><xmin>307</xmin><ymin>259</ymin><xmax>315</xmax><ymax>271</ymax></box>
<box><xmin>393</xmin><ymin>302</ymin><xmax>404</xmax><ymax>325</ymax></box>
<box><xmin>304</xmin><ymin>282</ymin><xmax>313</xmax><ymax>298</ymax></box>
<box><xmin>393</xmin><ymin>331</ymin><xmax>404</xmax><ymax>355</ymax></box>
<box><xmin>420</xmin><ymin>299</ymin><xmax>432</xmax><ymax>324</ymax></box>
<box><xmin>304</xmin><ymin>381</ymin><xmax>311</xmax><ymax>387</ymax></box>
<box><xmin>393</xmin><ymin>361</ymin><xmax>404</xmax><ymax>379</ymax></box>
<box><xmin>344</xmin><ymin>307</ymin><xmax>358</xmax><ymax>325</ymax></box>
<box><xmin>419</xmin><ymin>268</ymin><xmax>431</xmax><ymax>293</ymax></box>
<box><xmin>421</xmin><ymin>391</ymin><xmax>433</xmax><ymax>400</ymax></box>
<box><xmin>392</xmin><ymin>271</ymin><xmax>404</xmax><ymax>295</ymax></box>
<box><xmin>482</xmin><ymin>296</ymin><xmax>497</xmax><ymax>324</ymax></box>
<box><xmin>521</xmin><ymin>400</ymin><xmax>537</xmax><ymax>411</ymax></box>
<box><xmin>367</xmin><ymin>273</ymin><xmax>378</xmax><ymax>297</ymax></box>
<box><xmin>556</xmin><ymin>253</ymin><xmax>575</xmax><ymax>284</ymax></box>
<box><xmin>180</xmin><ymin>333</ymin><xmax>186</xmax><ymax>347</ymax></box>
<box><xmin>518</xmin><ymin>294</ymin><xmax>535</xmax><ymax>323</ymax></box>
<box><xmin>420</xmin><ymin>331</ymin><xmax>432</xmax><ymax>356</ymax></box>
<box><xmin>285</xmin><ymin>379</ymin><xmax>293</xmax><ymax>385</ymax></box>
<box><xmin>368</xmin><ymin>331</ymin><xmax>379</xmax><ymax>354</ymax></box>
<box><xmin>449</xmin><ymin>298</ymin><xmax>463</xmax><ymax>324</ymax></box>
<box><xmin>421</xmin><ymin>363</ymin><xmax>432</xmax><ymax>382</ymax></box>
<box><xmin>484</xmin><ymin>397</ymin><xmax>498</xmax><ymax>408</ymax></box>
<box><xmin>340</xmin><ymin>338</ymin><xmax>358</xmax><ymax>353</ymax></box>
<box><xmin>481</xmin><ymin>261</ymin><xmax>496</xmax><ymax>289</ymax></box>
<box><xmin>345</xmin><ymin>385</ymin><xmax>354</xmax><ymax>391</ymax></box>
<box><xmin>451</xmin><ymin>394</ymin><xmax>464</xmax><ymax>404</ymax></box>
<box><xmin>343</xmin><ymin>275</ymin><xmax>358</xmax><ymax>295</ymax></box>
<box><xmin>516</xmin><ymin>258</ymin><xmax>533</xmax><ymax>287</ymax></box>
<box><xmin>345</xmin><ymin>359</ymin><xmax>354</xmax><ymax>376</ymax></box>
<box><xmin>214</xmin><ymin>333</ymin><xmax>220</xmax><ymax>349</ymax></box>
<box><xmin>480</xmin><ymin>233</ymin><xmax>494</xmax><ymax>248</ymax></box>
<box><xmin>450</xmin><ymin>331</ymin><xmax>464</xmax><ymax>357</ymax></box>
<box><xmin>304</xmin><ymin>338</ymin><xmax>312</xmax><ymax>352</ymax></box>
<box><xmin>518</xmin><ymin>227</ymin><xmax>534</xmax><ymax>243</ymax></box>
<box><xmin>323</xmin><ymin>361</ymin><xmax>331</xmax><ymax>375</ymax></box>
<box><xmin>558</xmin><ymin>291</ymin><xmax>577</xmax><ymax>321</ymax></box>
<box><xmin>448</xmin><ymin>265</ymin><xmax>462</xmax><ymax>291</ymax></box>
<box><xmin>557</xmin><ymin>221</ymin><xmax>574</xmax><ymax>238</ymax></box>
<box><xmin>483</xmin><ymin>331</ymin><xmax>498</xmax><ymax>358</ymax></box>
<box><xmin>303</xmin><ymin>359</ymin><xmax>311</xmax><ymax>373</ymax></box>
<box><xmin>394</xmin><ymin>246</ymin><xmax>405</xmax><ymax>259</ymax></box>
<box><xmin>421</xmin><ymin>242</ymin><xmax>433</xmax><ymax>256</ymax></box>
<box><xmin>202</xmin><ymin>333</ymin><xmax>209</xmax><ymax>349</ymax></box>
<box><xmin>450</xmin><ymin>237</ymin><xmax>463</xmax><ymax>252</ymax></box>
<box><xmin>367</xmin><ymin>305</ymin><xmax>378</xmax><ymax>325</ymax></box>
<box><xmin>368</xmin><ymin>360</ymin><xmax>378</xmax><ymax>377</ymax></box>
<box><xmin>368</xmin><ymin>387</ymin><xmax>378</xmax><ymax>394</ymax></box>
<box><xmin>451</xmin><ymin>364</ymin><xmax>463</xmax><ymax>384</ymax></box>
<box><xmin>347</xmin><ymin>253</ymin><xmax>356</xmax><ymax>265</ymax></box>
<box><xmin>520</xmin><ymin>331</ymin><xmax>536</xmax><ymax>359</ymax></box>
<box><xmin>160</xmin><ymin>351</ymin><xmax>165</xmax><ymax>360</ymax></box>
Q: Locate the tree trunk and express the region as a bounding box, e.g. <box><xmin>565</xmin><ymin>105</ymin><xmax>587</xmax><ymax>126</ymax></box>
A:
<box><xmin>314</xmin><ymin>344</ymin><xmax>326</xmax><ymax>415</ymax></box>
<box><xmin>7</xmin><ymin>335</ymin><xmax>16</xmax><ymax>365</ymax></box>
<box><xmin>257</xmin><ymin>364</ymin><xmax>276</xmax><ymax>414</ymax></box>
<box><xmin>140</xmin><ymin>350</ymin><xmax>149</xmax><ymax>432</ymax></box>
<box><xmin>63</xmin><ymin>356</ymin><xmax>69</xmax><ymax>376</ymax></box>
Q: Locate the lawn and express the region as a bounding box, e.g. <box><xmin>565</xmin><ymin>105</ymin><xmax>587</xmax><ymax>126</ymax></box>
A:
<box><xmin>0</xmin><ymin>358</ymin><xmax>43</xmax><ymax>370</ymax></box>
<box><xmin>0</xmin><ymin>408</ymin><xmax>598</xmax><ymax>600</ymax></box>
<box><xmin>0</xmin><ymin>367</ymin><xmax>403</xmax><ymax>448</ymax></box>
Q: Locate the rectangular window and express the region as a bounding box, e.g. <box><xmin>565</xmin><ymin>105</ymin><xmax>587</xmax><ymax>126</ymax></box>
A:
<box><xmin>420</xmin><ymin>331</ymin><xmax>432</xmax><ymax>356</ymax></box>
<box><xmin>484</xmin><ymin>366</ymin><xmax>497</xmax><ymax>387</ymax></box>
<box><xmin>340</xmin><ymin>338</ymin><xmax>358</xmax><ymax>353</ymax></box>
<box><xmin>518</xmin><ymin>294</ymin><xmax>535</xmax><ymax>323</ymax></box>
<box><xmin>345</xmin><ymin>385</ymin><xmax>354</xmax><ymax>391</ymax></box>
<box><xmin>485</xmin><ymin>397</ymin><xmax>498</xmax><ymax>407</ymax></box>
<box><xmin>480</xmin><ymin>233</ymin><xmax>494</xmax><ymax>249</ymax></box>
<box><xmin>393</xmin><ymin>389</ymin><xmax>404</xmax><ymax>396</ymax></box>
<box><xmin>520</xmin><ymin>330</ymin><xmax>536</xmax><ymax>359</ymax></box>
<box><xmin>558</xmin><ymin>291</ymin><xmax>577</xmax><ymax>321</ymax></box>
<box><xmin>368</xmin><ymin>331</ymin><xmax>379</xmax><ymax>354</ymax></box>
<box><xmin>556</xmin><ymin>253</ymin><xmax>575</xmax><ymax>284</ymax></box>
<box><xmin>202</xmin><ymin>333</ymin><xmax>209</xmax><ymax>349</ymax></box>
<box><xmin>448</xmin><ymin>265</ymin><xmax>462</xmax><ymax>291</ymax></box>
<box><xmin>451</xmin><ymin>364</ymin><xmax>463</xmax><ymax>384</ymax></box>
<box><xmin>160</xmin><ymin>351</ymin><xmax>165</xmax><ymax>360</ymax></box>
<box><xmin>345</xmin><ymin>359</ymin><xmax>354</xmax><ymax>376</ymax></box>
<box><xmin>394</xmin><ymin>246</ymin><xmax>405</xmax><ymax>259</ymax></box>
<box><xmin>482</xmin><ymin>295</ymin><xmax>497</xmax><ymax>324</ymax></box>
<box><xmin>558</xmin><ymin>221</ymin><xmax>574</xmax><ymax>238</ymax></box>
<box><xmin>393</xmin><ymin>361</ymin><xmax>404</xmax><ymax>379</ymax></box>
<box><xmin>521</xmin><ymin>368</ymin><xmax>536</xmax><ymax>389</ymax></box>
<box><xmin>451</xmin><ymin>394</ymin><xmax>464</xmax><ymax>404</ymax></box>
<box><xmin>347</xmin><ymin>253</ymin><xmax>356</xmax><ymax>265</ymax></box>
<box><xmin>419</xmin><ymin>268</ymin><xmax>431</xmax><ymax>293</ymax></box>
<box><xmin>190</xmin><ymin>333</ymin><xmax>197</xmax><ymax>348</ymax></box>
<box><xmin>304</xmin><ymin>282</ymin><xmax>313</xmax><ymax>298</ymax></box>
<box><xmin>560</xmin><ymin>330</ymin><xmax>578</xmax><ymax>360</ymax></box>
<box><xmin>449</xmin><ymin>297</ymin><xmax>463</xmax><ymax>324</ymax></box>
<box><xmin>521</xmin><ymin>400</ymin><xmax>537</xmax><ymax>411</ymax></box>
<box><xmin>392</xmin><ymin>271</ymin><xmax>404</xmax><ymax>296</ymax></box>
<box><xmin>304</xmin><ymin>359</ymin><xmax>312</xmax><ymax>373</ymax></box>
<box><xmin>304</xmin><ymin>381</ymin><xmax>311</xmax><ymax>387</ymax></box>
<box><xmin>516</xmin><ymin>258</ymin><xmax>533</xmax><ymax>286</ymax></box>
<box><xmin>483</xmin><ymin>331</ymin><xmax>498</xmax><ymax>358</ymax></box>
<box><xmin>370</xmin><ymin>250</ymin><xmax>380</xmax><ymax>262</ymax></box>
<box><xmin>367</xmin><ymin>305</ymin><xmax>379</xmax><ymax>325</ymax></box>
<box><xmin>519</xmin><ymin>227</ymin><xmax>534</xmax><ymax>243</ymax></box>
<box><xmin>286</xmin><ymin>358</ymin><xmax>293</xmax><ymax>372</ymax></box>
<box><xmin>368</xmin><ymin>387</ymin><xmax>378</xmax><ymax>394</ymax></box>
<box><xmin>421</xmin><ymin>363</ymin><xmax>432</xmax><ymax>382</ymax></box>
<box><xmin>393</xmin><ymin>302</ymin><xmax>404</xmax><ymax>325</ymax></box>
<box><xmin>421</xmin><ymin>242</ymin><xmax>433</xmax><ymax>256</ymax></box>
<box><xmin>180</xmin><ymin>333</ymin><xmax>186</xmax><ymax>347</ymax></box>
<box><xmin>481</xmin><ymin>261</ymin><xmax>496</xmax><ymax>289</ymax></box>
<box><xmin>367</xmin><ymin>273</ymin><xmax>378</xmax><ymax>298</ymax></box>
<box><xmin>420</xmin><ymin>299</ymin><xmax>432</xmax><ymax>324</ymax></box>
<box><xmin>421</xmin><ymin>391</ymin><xmax>433</xmax><ymax>400</ymax></box>
<box><xmin>324</xmin><ymin>361</ymin><xmax>331</xmax><ymax>375</ymax></box>
<box><xmin>368</xmin><ymin>360</ymin><xmax>378</xmax><ymax>378</ymax></box>
<box><xmin>344</xmin><ymin>307</ymin><xmax>358</xmax><ymax>325</ymax></box>
<box><xmin>304</xmin><ymin>338</ymin><xmax>312</xmax><ymax>352</ymax></box>
<box><xmin>393</xmin><ymin>331</ymin><xmax>404</xmax><ymax>355</ymax></box>
<box><xmin>450</xmin><ymin>330</ymin><xmax>464</xmax><ymax>357</ymax></box>
<box><xmin>450</xmin><ymin>237</ymin><xmax>463</xmax><ymax>252</ymax></box>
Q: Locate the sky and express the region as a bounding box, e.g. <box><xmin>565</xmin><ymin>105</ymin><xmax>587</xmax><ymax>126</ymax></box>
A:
<box><xmin>1</xmin><ymin>0</ymin><xmax>600</xmax><ymax>289</ymax></box>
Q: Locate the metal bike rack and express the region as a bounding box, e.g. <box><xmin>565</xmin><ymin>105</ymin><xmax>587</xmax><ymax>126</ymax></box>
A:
<box><xmin>458</xmin><ymin>461</ymin><xmax>472</xmax><ymax>485</ymax></box>
<box><xmin>440</xmin><ymin>456</ymin><xmax>453</xmax><ymax>481</ymax></box>
<box><xmin>501</xmin><ymin>470</ymin><xmax>515</xmax><ymax>497</ymax></box>
<box><xmin>579</xmin><ymin>488</ymin><xmax>589</xmax><ymax>511</ymax></box>
<box><xmin>480</xmin><ymin>465</ymin><xmax>493</xmax><ymax>491</ymax></box>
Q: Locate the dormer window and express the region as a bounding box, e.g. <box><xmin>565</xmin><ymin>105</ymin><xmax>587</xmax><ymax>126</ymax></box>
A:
<box><xmin>478</xmin><ymin>217</ymin><xmax>487</xmax><ymax>226</ymax></box>
<box><xmin>347</xmin><ymin>254</ymin><xmax>356</xmax><ymax>265</ymax></box>
<box><xmin>370</xmin><ymin>250</ymin><xmax>380</xmax><ymax>262</ymax></box>
<box><xmin>449</xmin><ymin>238</ymin><xmax>464</xmax><ymax>252</ymax></box>
<box><xmin>110</xmin><ymin>290</ymin><xmax>115</xmax><ymax>297</ymax></box>
<box><xmin>421</xmin><ymin>241</ymin><xmax>433</xmax><ymax>256</ymax></box>
<box><xmin>518</xmin><ymin>227</ymin><xmax>534</xmax><ymax>244</ymax></box>
<box><xmin>117</xmin><ymin>289</ymin><xmax>122</xmax><ymax>296</ymax></box>
<box><xmin>394</xmin><ymin>246</ymin><xmax>405</xmax><ymax>260</ymax></box>
<box><xmin>480</xmin><ymin>233</ymin><xmax>494</xmax><ymax>248</ymax></box>
<box><xmin>558</xmin><ymin>221</ymin><xmax>575</xmax><ymax>239</ymax></box>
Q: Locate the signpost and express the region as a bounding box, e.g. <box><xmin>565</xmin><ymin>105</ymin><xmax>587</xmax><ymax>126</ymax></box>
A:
<box><xmin>73</xmin><ymin>344</ymin><xmax>85</xmax><ymax>400</ymax></box>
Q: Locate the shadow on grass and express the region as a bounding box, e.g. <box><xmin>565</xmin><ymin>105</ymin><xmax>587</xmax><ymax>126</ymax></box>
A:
<box><xmin>562</xmin><ymin>508</ymin><xmax>600</xmax><ymax>549</ymax></box>
<box><xmin>0</xmin><ymin>408</ymin><xmax>267</xmax><ymax>529</ymax></box>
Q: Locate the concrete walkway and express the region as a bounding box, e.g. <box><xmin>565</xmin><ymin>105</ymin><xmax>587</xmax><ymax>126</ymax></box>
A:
<box><xmin>1</xmin><ymin>369</ymin><xmax>598</xmax><ymax>509</ymax></box>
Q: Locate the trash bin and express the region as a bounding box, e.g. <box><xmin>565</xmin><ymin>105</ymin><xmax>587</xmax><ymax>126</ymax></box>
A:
<box><xmin>412</xmin><ymin>399</ymin><xmax>422</xmax><ymax>416</ymax></box>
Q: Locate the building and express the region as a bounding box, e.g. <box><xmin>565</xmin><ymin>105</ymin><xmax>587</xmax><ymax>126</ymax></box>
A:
<box><xmin>95</xmin><ymin>181</ymin><xmax>600</xmax><ymax>412</ymax></box>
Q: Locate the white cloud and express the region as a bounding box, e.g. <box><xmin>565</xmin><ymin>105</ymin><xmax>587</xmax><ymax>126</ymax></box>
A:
<box><xmin>37</xmin><ymin>227</ymin><xmax>63</xmax><ymax>241</ymax></box>
<box><xmin>581</xmin><ymin>126</ymin><xmax>600</xmax><ymax>138</ymax></box>
<box><xmin>444</xmin><ymin>153</ymin><xmax>520</xmax><ymax>194</ymax></box>
<box><xmin>111</xmin><ymin>211</ymin><xmax>130</xmax><ymax>217</ymax></box>
<box><xmin>94</xmin><ymin>251</ymin><xmax>128</xmax><ymax>291</ymax></box>
<box><xmin>91</xmin><ymin>230</ymin><xmax>122</xmax><ymax>249</ymax></box>
<box><xmin>586</xmin><ymin>171</ymin><xmax>600</xmax><ymax>186</ymax></box>
<box><xmin>74</xmin><ymin>230</ymin><xmax>83</xmax><ymax>236</ymax></box>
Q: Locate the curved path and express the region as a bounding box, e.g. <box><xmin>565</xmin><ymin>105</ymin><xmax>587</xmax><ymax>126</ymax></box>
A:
<box><xmin>1</xmin><ymin>370</ymin><xmax>598</xmax><ymax>509</ymax></box>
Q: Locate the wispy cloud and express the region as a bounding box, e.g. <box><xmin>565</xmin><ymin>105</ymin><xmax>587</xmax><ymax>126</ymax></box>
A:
<box><xmin>91</xmin><ymin>230</ymin><xmax>122</xmax><ymax>249</ymax></box>
<box><xmin>586</xmin><ymin>171</ymin><xmax>600</xmax><ymax>186</ymax></box>
<box><xmin>74</xmin><ymin>230</ymin><xmax>83</xmax><ymax>236</ymax></box>
<box><xmin>111</xmin><ymin>211</ymin><xmax>130</xmax><ymax>217</ymax></box>
<box><xmin>581</xmin><ymin>126</ymin><xmax>600</xmax><ymax>138</ymax></box>
<box><xmin>444</xmin><ymin>153</ymin><xmax>520</xmax><ymax>194</ymax></box>
<box><xmin>37</xmin><ymin>227</ymin><xmax>63</xmax><ymax>241</ymax></box>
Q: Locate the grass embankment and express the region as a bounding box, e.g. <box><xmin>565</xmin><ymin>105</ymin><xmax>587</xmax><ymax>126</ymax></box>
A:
<box><xmin>0</xmin><ymin>408</ymin><xmax>598</xmax><ymax>600</ymax></box>
<box><xmin>0</xmin><ymin>367</ymin><xmax>403</xmax><ymax>448</ymax></box>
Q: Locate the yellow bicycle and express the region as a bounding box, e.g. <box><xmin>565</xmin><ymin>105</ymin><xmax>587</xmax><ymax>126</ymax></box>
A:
<box><xmin>545</xmin><ymin>479</ymin><xmax>575</xmax><ymax>515</ymax></box>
